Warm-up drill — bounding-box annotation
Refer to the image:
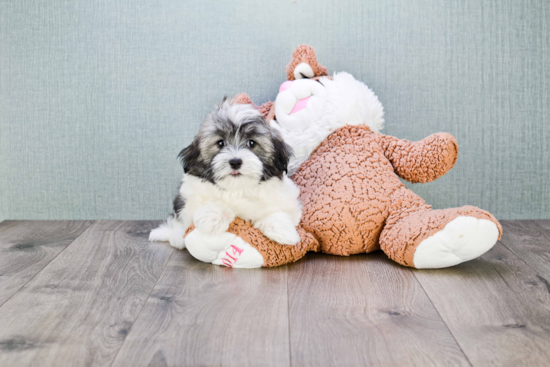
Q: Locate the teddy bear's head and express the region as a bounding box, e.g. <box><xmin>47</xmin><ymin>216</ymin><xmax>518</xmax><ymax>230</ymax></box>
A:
<box><xmin>274</xmin><ymin>46</ymin><xmax>385</xmax><ymax>135</ymax></box>
<box><xmin>233</xmin><ymin>44</ymin><xmax>385</xmax><ymax>174</ymax></box>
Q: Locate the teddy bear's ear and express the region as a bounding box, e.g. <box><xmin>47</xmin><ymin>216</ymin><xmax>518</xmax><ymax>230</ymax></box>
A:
<box><xmin>286</xmin><ymin>44</ymin><xmax>328</xmax><ymax>81</ymax></box>
<box><xmin>231</xmin><ymin>94</ymin><xmax>275</xmax><ymax>120</ymax></box>
<box><xmin>231</xmin><ymin>93</ymin><xmax>253</xmax><ymax>105</ymax></box>
<box><xmin>258</xmin><ymin>101</ymin><xmax>275</xmax><ymax>120</ymax></box>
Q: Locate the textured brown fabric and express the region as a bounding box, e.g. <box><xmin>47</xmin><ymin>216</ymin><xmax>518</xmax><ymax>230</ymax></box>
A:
<box><xmin>256</xmin><ymin>101</ymin><xmax>274</xmax><ymax>119</ymax></box>
<box><xmin>377</xmin><ymin>133</ymin><xmax>459</xmax><ymax>183</ymax></box>
<box><xmin>379</xmin><ymin>196</ymin><xmax>503</xmax><ymax>267</ymax></box>
<box><xmin>184</xmin><ymin>220</ymin><xmax>320</xmax><ymax>268</ymax></box>
<box><xmin>294</xmin><ymin>126</ymin><xmax>401</xmax><ymax>255</ymax></box>
<box><xmin>184</xmin><ymin>125</ymin><xmax>502</xmax><ymax>267</ymax></box>
<box><xmin>234</xmin><ymin>45</ymin><xmax>329</xmax><ymax>121</ymax></box>
<box><xmin>262</xmin><ymin>101</ymin><xmax>276</xmax><ymax>121</ymax></box>
<box><xmin>231</xmin><ymin>93</ymin><xmax>253</xmax><ymax>105</ymax></box>
<box><xmin>285</xmin><ymin>44</ymin><xmax>328</xmax><ymax>81</ymax></box>
<box><xmin>227</xmin><ymin>219</ymin><xmax>320</xmax><ymax>268</ymax></box>
<box><xmin>194</xmin><ymin>125</ymin><xmax>502</xmax><ymax>268</ymax></box>
<box><xmin>231</xmin><ymin>94</ymin><xmax>274</xmax><ymax>120</ymax></box>
<box><xmin>185</xmin><ymin>44</ymin><xmax>501</xmax><ymax>268</ymax></box>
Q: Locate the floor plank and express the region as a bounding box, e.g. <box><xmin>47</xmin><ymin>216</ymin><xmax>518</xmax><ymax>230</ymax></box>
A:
<box><xmin>499</xmin><ymin>220</ymin><xmax>550</xmax><ymax>280</ymax></box>
<box><xmin>1</xmin><ymin>220</ymin><xmax>549</xmax><ymax>366</ymax></box>
<box><xmin>111</xmin><ymin>249</ymin><xmax>290</xmax><ymax>367</ymax></box>
<box><xmin>0</xmin><ymin>221</ymin><xmax>172</xmax><ymax>367</ymax></box>
<box><xmin>287</xmin><ymin>252</ymin><xmax>470</xmax><ymax>367</ymax></box>
<box><xmin>414</xmin><ymin>243</ymin><xmax>550</xmax><ymax>366</ymax></box>
<box><xmin>0</xmin><ymin>220</ymin><xmax>94</xmax><ymax>306</ymax></box>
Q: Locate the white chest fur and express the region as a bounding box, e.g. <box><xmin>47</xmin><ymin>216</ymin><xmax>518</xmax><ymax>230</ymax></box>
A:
<box><xmin>179</xmin><ymin>174</ymin><xmax>302</xmax><ymax>231</ymax></box>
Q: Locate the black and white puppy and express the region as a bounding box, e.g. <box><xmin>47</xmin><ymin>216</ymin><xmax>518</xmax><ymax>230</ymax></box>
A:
<box><xmin>150</xmin><ymin>98</ymin><xmax>302</xmax><ymax>249</ymax></box>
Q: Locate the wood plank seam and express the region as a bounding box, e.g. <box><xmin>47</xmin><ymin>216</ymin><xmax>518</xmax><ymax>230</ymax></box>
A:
<box><xmin>411</xmin><ymin>271</ymin><xmax>474</xmax><ymax>367</ymax></box>
<box><xmin>108</xmin><ymin>249</ymin><xmax>175</xmax><ymax>367</ymax></box>
<box><xmin>413</xmin><ymin>239</ymin><xmax>550</xmax><ymax>366</ymax></box>
<box><xmin>0</xmin><ymin>220</ymin><xmax>95</xmax><ymax>309</ymax></box>
<box><xmin>0</xmin><ymin>220</ymin><xmax>173</xmax><ymax>366</ymax></box>
<box><xmin>286</xmin><ymin>253</ymin><xmax>471</xmax><ymax>366</ymax></box>
<box><xmin>286</xmin><ymin>265</ymin><xmax>293</xmax><ymax>367</ymax></box>
<box><xmin>498</xmin><ymin>231</ymin><xmax>550</xmax><ymax>290</ymax></box>
<box><xmin>499</xmin><ymin>238</ymin><xmax>550</xmax><ymax>283</ymax></box>
<box><xmin>500</xmin><ymin>247</ymin><xmax>550</xmax><ymax>290</ymax></box>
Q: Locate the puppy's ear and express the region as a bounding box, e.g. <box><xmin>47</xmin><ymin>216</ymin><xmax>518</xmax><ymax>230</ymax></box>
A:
<box><xmin>217</xmin><ymin>96</ymin><xmax>229</xmax><ymax>109</ymax></box>
<box><xmin>272</xmin><ymin>135</ymin><xmax>293</xmax><ymax>174</ymax></box>
<box><xmin>178</xmin><ymin>138</ymin><xmax>201</xmax><ymax>174</ymax></box>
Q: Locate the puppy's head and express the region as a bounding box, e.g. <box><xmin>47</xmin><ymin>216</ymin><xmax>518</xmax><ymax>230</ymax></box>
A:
<box><xmin>179</xmin><ymin>98</ymin><xmax>293</xmax><ymax>190</ymax></box>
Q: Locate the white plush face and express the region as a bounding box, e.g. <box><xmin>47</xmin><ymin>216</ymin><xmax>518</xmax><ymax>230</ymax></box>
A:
<box><xmin>274</xmin><ymin>78</ymin><xmax>328</xmax><ymax>133</ymax></box>
<box><xmin>274</xmin><ymin>72</ymin><xmax>385</xmax><ymax>133</ymax></box>
<box><xmin>271</xmin><ymin>72</ymin><xmax>386</xmax><ymax>176</ymax></box>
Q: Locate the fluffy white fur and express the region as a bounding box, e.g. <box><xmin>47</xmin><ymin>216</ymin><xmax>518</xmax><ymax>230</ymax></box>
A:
<box><xmin>181</xmin><ymin>174</ymin><xmax>301</xmax><ymax>243</ymax></box>
<box><xmin>154</xmin><ymin>70</ymin><xmax>498</xmax><ymax>270</ymax></box>
<box><xmin>150</xmin><ymin>174</ymin><xmax>302</xmax><ymax>249</ymax></box>
<box><xmin>151</xmin><ymin>74</ymin><xmax>383</xmax><ymax>261</ymax></box>
<box><xmin>273</xmin><ymin>72</ymin><xmax>385</xmax><ymax>175</ymax></box>
<box><xmin>149</xmin><ymin>216</ymin><xmax>187</xmax><ymax>250</ymax></box>
<box><xmin>211</xmin><ymin>148</ymin><xmax>263</xmax><ymax>191</ymax></box>
<box><xmin>293</xmin><ymin>62</ymin><xmax>315</xmax><ymax>79</ymax></box>
<box><xmin>150</xmin><ymin>101</ymin><xmax>303</xmax><ymax>251</ymax></box>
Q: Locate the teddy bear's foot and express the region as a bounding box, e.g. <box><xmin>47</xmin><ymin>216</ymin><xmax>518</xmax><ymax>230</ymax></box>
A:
<box><xmin>185</xmin><ymin>229</ymin><xmax>264</xmax><ymax>268</ymax></box>
<box><xmin>413</xmin><ymin>216</ymin><xmax>499</xmax><ymax>269</ymax></box>
<box><xmin>380</xmin><ymin>201</ymin><xmax>502</xmax><ymax>269</ymax></box>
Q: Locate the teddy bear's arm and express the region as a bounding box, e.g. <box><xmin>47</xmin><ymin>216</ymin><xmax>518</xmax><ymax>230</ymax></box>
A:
<box><xmin>376</xmin><ymin>133</ymin><xmax>459</xmax><ymax>183</ymax></box>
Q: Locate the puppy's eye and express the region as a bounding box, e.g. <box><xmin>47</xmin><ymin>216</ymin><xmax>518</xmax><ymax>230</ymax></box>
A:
<box><xmin>216</xmin><ymin>140</ymin><xmax>225</xmax><ymax>148</ymax></box>
<box><xmin>247</xmin><ymin>140</ymin><xmax>256</xmax><ymax>148</ymax></box>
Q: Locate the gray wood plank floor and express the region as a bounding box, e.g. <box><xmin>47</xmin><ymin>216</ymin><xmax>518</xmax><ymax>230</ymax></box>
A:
<box><xmin>0</xmin><ymin>220</ymin><xmax>549</xmax><ymax>367</ymax></box>
<box><xmin>0</xmin><ymin>221</ymin><xmax>94</xmax><ymax>306</ymax></box>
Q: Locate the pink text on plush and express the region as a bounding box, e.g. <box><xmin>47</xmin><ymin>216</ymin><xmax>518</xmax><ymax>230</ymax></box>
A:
<box><xmin>221</xmin><ymin>245</ymin><xmax>244</xmax><ymax>267</ymax></box>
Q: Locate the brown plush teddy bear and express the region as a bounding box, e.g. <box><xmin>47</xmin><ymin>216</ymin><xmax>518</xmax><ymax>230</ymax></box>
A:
<box><xmin>180</xmin><ymin>45</ymin><xmax>502</xmax><ymax>269</ymax></box>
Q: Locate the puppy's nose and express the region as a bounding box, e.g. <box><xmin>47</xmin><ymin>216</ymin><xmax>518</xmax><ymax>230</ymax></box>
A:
<box><xmin>229</xmin><ymin>158</ymin><xmax>242</xmax><ymax>170</ymax></box>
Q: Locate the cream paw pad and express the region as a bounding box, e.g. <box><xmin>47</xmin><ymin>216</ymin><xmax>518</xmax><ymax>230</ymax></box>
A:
<box><xmin>413</xmin><ymin>216</ymin><xmax>500</xmax><ymax>269</ymax></box>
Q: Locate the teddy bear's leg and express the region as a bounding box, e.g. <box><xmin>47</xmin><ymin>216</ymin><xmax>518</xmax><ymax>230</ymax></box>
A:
<box><xmin>184</xmin><ymin>219</ymin><xmax>320</xmax><ymax>268</ymax></box>
<box><xmin>225</xmin><ymin>219</ymin><xmax>320</xmax><ymax>267</ymax></box>
<box><xmin>379</xmin><ymin>187</ymin><xmax>502</xmax><ymax>269</ymax></box>
<box><xmin>184</xmin><ymin>228</ymin><xmax>265</xmax><ymax>268</ymax></box>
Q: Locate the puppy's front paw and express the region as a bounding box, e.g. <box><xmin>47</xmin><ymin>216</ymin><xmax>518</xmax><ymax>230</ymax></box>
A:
<box><xmin>255</xmin><ymin>212</ymin><xmax>301</xmax><ymax>245</ymax></box>
<box><xmin>193</xmin><ymin>204</ymin><xmax>235</xmax><ymax>234</ymax></box>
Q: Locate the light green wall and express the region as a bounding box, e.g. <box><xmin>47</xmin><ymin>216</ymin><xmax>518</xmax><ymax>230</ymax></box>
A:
<box><xmin>1</xmin><ymin>0</ymin><xmax>548</xmax><ymax>220</ymax></box>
